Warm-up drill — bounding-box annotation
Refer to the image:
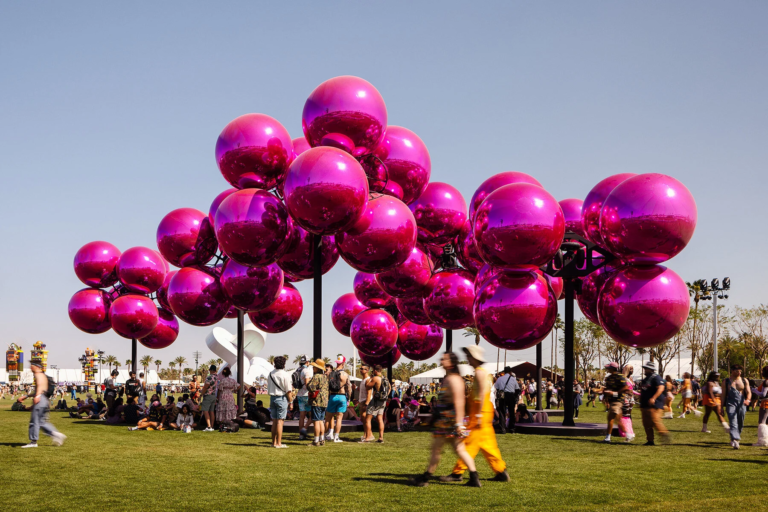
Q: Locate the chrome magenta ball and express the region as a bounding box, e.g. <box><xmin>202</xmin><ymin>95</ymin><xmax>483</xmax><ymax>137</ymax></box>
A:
<box><xmin>225</xmin><ymin>305</ymin><xmax>240</xmax><ymax>319</ymax></box>
<box><xmin>409</xmin><ymin>182</ymin><xmax>467</xmax><ymax>245</ymax></box>
<box><xmin>139</xmin><ymin>308</ymin><xmax>179</xmax><ymax>349</ymax></box>
<box><xmin>292</xmin><ymin>136</ymin><xmax>311</xmax><ymax>158</ymax></box>
<box><xmin>538</xmin><ymin>271</ymin><xmax>564</xmax><ymax>301</ymax></box>
<box><xmin>474</xmin><ymin>183</ymin><xmax>565</xmax><ymax>270</ymax></box>
<box><xmin>597</xmin><ymin>265</ymin><xmax>689</xmax><ymax>348</ymax></box>
<box><xmin>360</xmin><ymin>347</ymin><xmax>401</xmax><ymax>367</ymax></box>
<box><xmin>397</xmin><ymin>322</ymin><xmax>443</xmax><ymax>361</ymax></box>
<box><xmin>156</xmin><ymin>270</ymin><xmax>177</xmax><ymax>310</ymax></box>
<box><xmin>336</xmin><ymin>195</ymin><xmax>417</xmax><ymax>273</ymax></box>
<box><xmin>474</xmin><ymin>271</ymin><xmax>557</xmax><ymax>350</ymax></box>
<box><xmin>577</xmin><ymin>263</ymin><xmax>621</xmax><ymax>324</ymax></box>
<box><xmin>220</xmin><ymin>259</ymin><xmax>283</xmax><ymax>312</ymax></box>
<box><xmin>302</xmin><ymin>76</ymin><xmax>387</xmax><ymax>157</ymax></box>
<box><xmin>167</xmin><ymin>267</ymin><xmax>231</xmax><ymax>326</ymax></box>
<box><xmin>74</xmin><ymin>241</ymin><xmax>121</xmax><ymax>288</ymax></box>
<box><xmin>277</xmin><ymin>225</ymin><xmax>339</xmax><ymax>280</ymax></box>
<box><xmin>581</xmin><ymin>173</ymin><xmax>637</xmax><ymax>248</ymax></box>
<box><xmin>372</xmin><ymin>126</ymin><xmax>431</xmax><ymax>205</ymax></box>
<box><xmin>469</xmin><ymin>172</ymin><xmax>542</xmax><ymax>221</ymax></box>
<box><xmin>395</xmin><ymin>295</ymin><xmax>431</xmax><ymax>325</ymax></box>
<box><xmin>116</xmin><ymin>247</ymin><xmax>167</xmax><ymax>294</ymax></box>
<box><xmin>353</xmin><ymin>271</ymin><xmax>394</xmax><ymax>308</ymax></box>
<box><xmin>559</xmin><ymin>198</ymin><xmax>586</xmax><ymax>238</ymax></box>
<box><xmin>375</xmin><ymin>246</ymin><xmax>433</xmax><ymax>299</ymax></box>
<box><xmin>423</xmin><ymin>268</ymin><xmax>476</xmax><ymax>329</ymax></box>
<box><xmin>283</xmin><ymin>146</ymin><xmax>369</xmax><ymax>235</ymax></box>
<box><xmin>331</xmin><ymin>293</ymin><xmax>368</xmax><ymax>337</ymax></box>
<box><xmin>350</xmin><ymin>308</ymin><xmax>398</xmax><ymax>357</ymax></box>
<box><xmin>68</xmin><ymin>288</ymin><xmax>112</xmax><ymax>334</ymax></box>
<box><xmin>208</xmin><ymin>188</ymin><xmax>238</xmax><ymax>225</ymax></box>
<box><xmin>247</xmin><ymin>282</ymin><xmax>303</xmax><ymax>333</ymax></box>
<box><xmin>109</xmin><ymin>294</ymin><xmax>159</xmax><ymax>339</ymax></box>
<box><xmin>214</xmin><ymin>188</ymin><xmax>291</xmax><ymax>267</ymax></box>
<box><xmin>456</xmin><ymin>220</ymin><xmax>483</xmax><ymax>274</ymax></box>
<box><xmin>215</xmin><ymin>113</ymin><xmax>293</xmax><ymax>190</ymax></box>
<box><xmin>474</xmin><ymin>263</ymin><xmax>501</xmax><ymax>293</ymax></box>
<box><xmin>599</xmin><ymin>173</ymin><xmax>697</xmax><ymax>264</ymax></box>
<box><xmin>156</xmin><ymin>208</ymin><xmax>217</xmax><ymax>268</ymax></box>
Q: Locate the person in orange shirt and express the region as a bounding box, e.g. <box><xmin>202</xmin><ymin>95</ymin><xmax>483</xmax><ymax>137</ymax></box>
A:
<box><xmin>700</xmin><ymin>371</ymin><xmax>729</xmax><ymax>434</ymax></box>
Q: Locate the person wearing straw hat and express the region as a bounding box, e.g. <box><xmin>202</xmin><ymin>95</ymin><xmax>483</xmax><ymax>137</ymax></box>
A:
<box><xmin>306</xmin><ymin>359</ymin><xmax>329</xmax><ymax>446</ymax></box>
<box><xmin>440</xmin><ymin>345</ymin><xmax>508</xmax><ymax>484</ymax></box>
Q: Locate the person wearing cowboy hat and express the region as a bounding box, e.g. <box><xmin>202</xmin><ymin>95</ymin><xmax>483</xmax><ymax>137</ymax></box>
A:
<box><xmin>441</xmin><ymin>345</ymin><xmax>509</xmax><ymax>484</ymax></box>
<box><xmin>305</xmin><ymin>359</ymin><xmax>329</xmax><ymax>446</ymax></box>
<box><xmin>324</xmin><ymin>355</ymin><xmax>350</xmax><ymax>443</ymax></box>
<box><xmin>602</xmin><ymin>362</ymin><xmax>629</xmax><ymax>443</ymax></box>
<box><xmin>638</xmin><ymin>361</ymin><xmax>670</xmax><ymax>446</ymax></box>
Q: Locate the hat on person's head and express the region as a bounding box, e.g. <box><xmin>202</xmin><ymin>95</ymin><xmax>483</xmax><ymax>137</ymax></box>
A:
<box><xmin>503</xmin><ymin>366</ymin><xmax>512</xmax><ymax>373</ymax></box>
<box><xmin>310</xmin><ymin>359</ymin><xmax>325</xmax><ymax>371</ymax></box>
<box><xmin>462</xmin><ymin>345</ymin><xmax>486</xmax><ymax>364</ymax></box>
<box><xmin>642</xmin><ymin>361</ymin><xmax>656</xmax><ymax>371</ymax></box>
<box><xmin>604</xmin><ymin>362</ymin><xmax>620</xmax><ymax>371</ymax></box>
<box><xmin>335</xmin><ymin>355</ymin><xmax>347</xmax><ymax>367</ymax></box>
<box><xmin>30</xmin><ymin>361</ymin><xmax>43</xmax><ymax>369</ymax></box>
<box><xmin>299</xmin><ymin>355</ymin><xmax>307</xmax><ymax>365</ymax></box>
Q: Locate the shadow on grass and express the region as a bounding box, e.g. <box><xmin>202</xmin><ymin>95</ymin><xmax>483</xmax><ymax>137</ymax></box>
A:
<box><xmin>353</xmin><ymin>472</ymin><xmax>420</xmax><ymax>486</ymax></box>
<box><xmin>708</xmin><ymin>458</ymin><xmax>768</xmax><ymax>465</ymax></box>
<box><xmin>0</xmin><ymin>442</ymin><xmax>27</xmax><ymax>447</ymax></box>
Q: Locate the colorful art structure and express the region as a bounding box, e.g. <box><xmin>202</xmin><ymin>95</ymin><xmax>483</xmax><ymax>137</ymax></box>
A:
<box><xmin>5</xmin><ymin>344</ymin><xmax>23</xmax><ymax>382</ymax></box>
<box><xmin>30</xmin><ymin>341</ymin><xmax>48</xmax><ymax>372</ymax></box>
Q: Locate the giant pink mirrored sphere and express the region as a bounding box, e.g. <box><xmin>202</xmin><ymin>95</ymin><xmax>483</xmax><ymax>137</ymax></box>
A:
<box><xmin>247</xmin><ymin>282</ymin><xmax>303</xmax><ymax>333</ymax></box>
<box><xmin>537</xmin><ymin>270</ymin><xmax>564</xmax><ymax>301</ymax></box>
<box><xmin>558</xmin><ymin>198</ymin><xmax>586</xmax><ymax>238</ymax></box>
<box><xmin>208</xmin><ymin>188</ymin><xmax>238</xmax><ymax>225</ymax></box>
<box><xmin>599</xmin><ymin>174</ymin><xmax>697</xmax><ymax>264</ymax></box>
<box><xmin>456</xmin><ymin>220</ymin><xmax>483</xmax><ymax>274</ymax></box>
<box><xmin>375</xmin><ymin>246</ymin><xmax>433</xmax><ymax>298</ymax></box>
<box><xmin>474</xmin><ymin>271</ymin><xmax>557</xmax><ymax>350</ymax></box>
<box><xmin>283</xmin><ymin>147</ymin><xmax>369</xmax><ymax>235</ymax></box>
<box><xmin>353</xmin><ymin>271</ymin><xmax>394</xmax><ymax>308</ymax></box>
<box><xmin>581</xmin><ymin>173</ymin><xmax>637</xmax><ymax>248</ymax></box>
<box><xmin>331</xmin><ymin>292</ymin><xmax>368</xmax><ymax>337</ymax></box>
<box><xmin>74</xmin><ymin>241</ymin><xmax>121</xmax><ymax>288</ymax></box>
<box><xmin>372</xmin><ymin>126</ymin><xmax>431</xmax><ymax>205</ymax></box>
<box><xmin>214</xmin><ymin>188</ymin><xmax>291</xmax><ymax>267</ymax></box>
<box><xmin>336</xmin><ymin>195</ymin><xmax>417</xmax><ymax>273</ymax></box>
<box><xmin>225</xmin><ymin>305</ymin><xmax>240</xmax><ymax>319</ymax></box>
<box><xmin>474</xmin><ymin>183</ymin><xmax>565</xmax><ymax>270</ymax></box>
<box><xmin>156</xmin><ymin>208</ymin><xmax>218</xmax><ymax>268</ymax></box>
<box><xmin>292</xmin><ymin>136</ymin><xmax>311</xmax><ymax>159</ymax></box>
<box><xmin>474</xmin><ymin>263</ymin><xmax>501</xmax><ymax>293</ymax></box>
<box><xmin>220</xmin><ymin>259</ymin><xmax>283</xmax><ymax>312</ymax></box>
<box><xmin>423</xmin><ymin>268</ymin><xmax>476</xmax><ymax>329</ymax></box>
<box><xmin>597</xmin><ymin>265</ymin><xmax>690</xmax><ymax>348</ymax></box>
<box><xmin>277</xmin><ymin>225</ymin><xmax>339</xmax><ymax>280</ymax></box>
<box><xmin>469</xmin><ymin>172</ymin><xmax>543</xmax><ymax>221</ymax></box>
<box><xmin>350</xmin><ymin>308</ymin><xmax>398</xmax><ymax>357</ymax></box>
<box><xmin>577</xmin><ymin>263</ymin><xmax>621</xmax><ymax>324</ymax></box>
<box><xmin>167</xmin><ymin>267</ymin><xmax>231</xmax><ymax>326</ymax></box>
<box><xmin>397</xmin><ymin>322</ymin><xmax>443</xmax><ymax>361</ymax></box>
<box><xmin>109</xmin><ymin>294</ymin><xmax>159</xmax><ymax>339</ymax></box>
<box><xmin>68</xmin><ymin>288</ymin><xmax>112</xmax><ymax>334</ymax></box>
<box><xmin>395</xmin><ymin>295</ymin><xmax>431</xmax><ymax>325</ymax></box>
<box><xmin>156</xmin><ymin>270</ymin><xmax>177</xmax><ymax>310</ymax></box>
<box><xmin>360</xmin><ymin>347</ymin><xmax>401</xmax><ymax>367</ymax></box>
<box><xmin>215</xmin><ymin>113</ymin><xmax>293</xmax><ymax>190</ymax></box>
<box><xmin>409</xmin><ymin>182</ymin><xmax>467</xmax><ymax>245</ymax></box>
<box><xmin>116</xmin><ymin>246</ymin><xmax>167</xmax><ymax>294</ymax></box>
<box><xmin>302</xmin><ymin>76</ymin><xmax>387</xmax><ymax>157</ymax></box>
<box><xmin>139</xmin><ymin>308</ymin><xmax>179</xmax><ymax>349</ymax></box>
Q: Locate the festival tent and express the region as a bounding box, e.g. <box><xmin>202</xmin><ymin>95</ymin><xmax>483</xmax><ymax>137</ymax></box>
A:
<box><xmin>409</xmin><ymin>361</ymin><xmax>550</xmax><ymax>384</ymax></box>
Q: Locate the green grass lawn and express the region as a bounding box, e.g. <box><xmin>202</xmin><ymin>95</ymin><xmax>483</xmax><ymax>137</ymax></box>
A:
<box><xmin>0</xmin><ymin>394</ymin><xmax>766</xmax><ymax>512</ymax></box>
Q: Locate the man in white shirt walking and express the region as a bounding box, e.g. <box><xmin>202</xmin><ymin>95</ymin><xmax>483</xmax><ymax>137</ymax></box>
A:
<box><xmin>268</xmin><ymin>356</ymin><xmax>292</xmax><ymax>448</ymax></box>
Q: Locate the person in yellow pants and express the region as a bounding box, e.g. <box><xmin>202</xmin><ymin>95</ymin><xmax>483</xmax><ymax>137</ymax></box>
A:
<box><xmin>440</xmin><ymin>345</ymin><xmax>510</xmax><ymax>483</ymax></box>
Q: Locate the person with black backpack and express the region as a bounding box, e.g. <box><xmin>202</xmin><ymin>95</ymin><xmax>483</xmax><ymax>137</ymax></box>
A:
<box><xmin>362</xmin><ymin>365</ymin><xmax>390</xmax><ymax>444</ymax></box>
<box><xmin>324</xmin><ymin>355</ymin><xmax>351</xmax><ymax>443</ymax></box>
<box><xmin>21</xmin><ymin>361</ymin><xmax>66</xmax><ymax>448</ymax></box>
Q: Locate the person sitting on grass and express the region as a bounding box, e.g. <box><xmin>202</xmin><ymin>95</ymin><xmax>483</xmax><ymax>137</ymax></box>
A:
<box><xmin>104</xmin><ymin>397</ymin><xmax>125</xmax><ymax>425</ymax></box>
<box><xmin>129</xmin><ymin>401</ymin><xmax>165</xmax><ymax>431</ymax></box>
<box><xmin>515</xmin><ymin>403</ymin><xmax>534</xmax><ymax>424</ymax></box>
<box><xmin>386</xmin><ymin>397</ymin><xmax>402</xmax><ymax>431</ymax></box>
<box><xmin>402</xmin><ymin>400</ymin><xmax>421</xmax><ymax>430</ymax></box>
<box><xmin>343</xmin><ymin>401</ymin><xmax>359</xmax><ymax>421</ymax></box>
<box><xmin>163</xmin><ymin>396</ymin><xmax>179</xmax><ymax>429</ymax></box>
<box><xmin>240</xmin><ymin>399</ymin><xmax>271</xmax><ymax>429</ymax></box>
<box><xmin>171</xmin><ymin>404</ymin><xmax>197</xmax><ymax>432</ymax></box>
<box><xmin>122</xmin><ymin>396</ymin><xmax>140</xmax><ymax>425</ymax></box>
<box><xmin>12</xmin><ymin>397</ymin><xmax>29</xmax><ymax>411</ymax></box>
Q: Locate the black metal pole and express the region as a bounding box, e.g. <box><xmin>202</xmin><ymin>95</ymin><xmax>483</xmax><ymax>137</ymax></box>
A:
<box><xmin>131</xmin><ymin>339</ymin><xmax>137</xmax><ymax>374</ymax></box>
<box><xmin>445</xmin><ymin>329</ymin><xmax>453</xmax><ymax>353</ymax></box>
<box><xmin>313</xmin><ymin>234</ymin><xmax>322</xmax><ymax>361</ymax></box>
<box><xmin>536</xmin><ymin>341</ymin><xmax>543</xmax><ymax>411</ymax></box>
<box><xmin>237</xmin><ymin>309</ymin><xmax>244</xmax><ymax>413</ymax></box>
<box><xmin>563</xmin><ymin>278</ymin><xmax>575</xmax><ymax>426</ymax></box>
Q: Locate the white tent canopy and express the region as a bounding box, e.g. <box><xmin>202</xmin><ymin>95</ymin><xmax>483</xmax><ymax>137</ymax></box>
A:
<box><xmin>409</xmin><ymin>361</ymin><xmax>527</xmax><ymax>385</ymax></box>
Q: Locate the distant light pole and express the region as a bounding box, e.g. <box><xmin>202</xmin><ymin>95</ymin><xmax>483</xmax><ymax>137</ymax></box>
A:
<box><xmin>193</xmin><ymin>351</ymin><xmax>202</xmax><ymax>375</ymax></box>
<box><xmin>700</xmin><ymin>277</ymin><xmax>730</xmax><ymax>372</ymax></box>
<box><xmin>97</xmin><ymin>349</ymin><xmax>105</xmax><ymax>385</ymax></box>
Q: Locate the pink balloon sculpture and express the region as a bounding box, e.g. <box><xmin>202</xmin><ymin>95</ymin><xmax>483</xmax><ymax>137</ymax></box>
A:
<box><xmin>397</xmin><ymin>322</ymin><xmax>443</xmax><ymax>361</ymax></box>
<box><xmin>74</xmin><ymin>241</ymin><xmax>121</xmax><ymax>288</ymax></box>
<box><xmin>353</xmin><ymin>271</ymin><xmax>395</xmax><ymax>308</ymax></box>
<box><xmin>598</xmin><ymin>265</ymin><xmax>690</xmax><ymax>348</ymax></box>
<box><xmin>331</xmin><ymin>293</ymin><xmax>368</xmax><ymax>337</ymax></box>
<box><xmin>214</xmin><ymin>188</ymin><xmax>291</xmax><ymax>267</ymax></box>
<box><xmin>156</xmin><ymin>208</ymin><xmax>218</xmax><ymax>268</ymax></box>
<box><xmin>543</xmin><ymin>273</ymin><xmax>564</xmax><ymax>301</ymax></box>
<box><xmin>167</xmin><ymin>267</ymin><xmax>231</xmax><ymax>326</ymax></box>
<box><xmin>109</xmin><ymin>294</ymin><xmax>159</xmax><ymax>339</ymax></box>
<box><xmin>208</xmin><ymin>188</ymin><xmax>238</xmax><ymax>225</ymax></box>
<box><xmin>139</xmin><ymin>308</ymin><xmax>179</xmax><ymax>349</ymax></box>
<box><xmin>360</xmin><ymin>347</ymin><xmax>401</xmax><ymax>367</ymax></box>
<box><xmin>455</xmin><ymin>220</ymin><xmax>483</xmax><ymax>274</ymax></box>
<box><xmin>409</xmin><ymin>182</ymin><xmax>467</xmax><ymax>245</ymax></box>
<box><xmin>283</xmin><ymin>146</ymin><xmax>370</xmax><ymax>235</ymax></box>
<box><xmin>581</xmin><ymin>173</ymin><xmax>637</xmax><ymax>248</ymax></box>
<box><xmin>423</xmin><ymin>268</ymin><xmax>476</xmax><ymax>329</ymax></box>
<box><xmin>220</xmin><ymin>259</ymin><xmax>284</xmax><ymax>312</ymax></box>
<box><xmin>474</xmin><ymin>271</ymin><xmax>557</xmax><ymax>350</ymax></box>
<box><xmin>215</xmin><ymin>113</ymin><xmax>293</xmax><ymax>190</ymax></box>
<box><xmin>395</xmin><ymin>295</ymin><xmax>431</xmax><ymax>325</ymax></box>
<box><xmin>302</xmin><ymin>76</ymin><xmax>387</xmax><ymax>157</ymax></box>
<box><xmin>469</xmin><ymin>172</ymin><xmax>542</xmax><ymax>221</ymax></box>
<box><xmin>558</xmin><ymin>198</ymin><xmax>586</xmax><ymax>238</ymax></box>
<box><xmin>599</xmin><ymin>174</ymin><xmax>697</xmax><ymax>265</ymax></box>
<box><xmin>473</xmin><ymin>183</ymin><xmax>565</xmax><ymax>270</ymax></box>
<box><xmin>68</xmin><ymin>288</ymin><xmax>112</xmax><ymax>334</ymax></box>
<box><xmin>350</xmin><ymin>309</ymin><xmax>398</xmax><ymax>356</ymax></box>
<box><xmin>336</xmin><ymin>195</ymin><xmax>417</xmax><ymax>273</ymax></box>
<box><xmin>156</xmin><ymin>270</ymin><xmax>177</xmax><ymax>311</ymax></box>
<box><xmin>292</xmin><ymin>137</ymin><xmax>311</xmax><ymax>158</ymax></box>
<box><xmin>372</xmin><ymin>126</ymin><xmax>431</xmax><ymax>205</ymax></box>
<box><xmin>375</xmin><ymin>246</ymin><xmax>433</xmax><ymax>298</ymax></box>
<box><xmin>577</xmin><ymin>263</ymin><xmax>621</xmax><ymax>324</ymax></box>
<box><xmin>116</xmin><ymin>247</ymin><xmax>167</xmax><ymax>294</ymax></box>
<box><xmin>277</xmin><ymin>225</ymin><xmax>339</xmax><ymax>280</ymax></box>
<box><xmin>247</xmin><ymin>282</ymin><xmax>303</xmax><ymax>333</ymax></box>
<box><xmin>474</xmin><ymin>263</ymin><xmax>501</xmax><ymax>293</ymax></box>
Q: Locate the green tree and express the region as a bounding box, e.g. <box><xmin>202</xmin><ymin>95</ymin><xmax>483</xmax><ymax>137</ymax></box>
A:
<box><xmin>140</xmin><ymin>355</ymin><xmax>153</xmax><ymax>377</ymax></box>
<box><xmin>125</xmin><ymin>359</ymin><xmax>132</xmax><ymax>369</ymax></box>
<box><xmin>105</xmin><ymin>355</ymin><xmax>117</xmax><ymax>373</ymax></box>
<box><xmin>154</xmin><ymin>360</ymin><xmax>162</xmax><ymax>375</ymax></box>
<box><xmin>463</xmin><ymin>326</ymin><xmax>481</xmax><ymax>345</ymax></box>
<box><xmin>174</xmin><ymin>356</ymin><xmax>187</xmax><ymax>382</ymax></box>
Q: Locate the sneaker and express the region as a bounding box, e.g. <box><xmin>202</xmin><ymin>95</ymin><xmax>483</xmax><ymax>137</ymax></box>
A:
<box><xmin>21</xmin><ymin>443</ymin><xmax>38</xmax><ymax>449</ymax></box>
<box><xmin>625</xmin><ymin>435</ymin><xmax>635</xmax><ymax>443</ymax></box>
<box><xmin>733</xmin><ymin>440</ymin><xmax>740</xmax><ymax>450</ymax></box>
<box><xmin>701</xmin><ymin>427</ymin><xmax>711</xmax><ymax>433</ymax></box>
<box><xmin>333</xmin><ymin>437</ymin><xmax>343</xmax><ymax>443</ymax></box>
<box><xmin>678</xmin><ymin>414</ymin><xmax>686</xmax><ymax>419</ymax></box>
<box><xmin>128</xmin><ymin>427</ymin><xmax>138</xmax><ymax>431</ymax></box>
<box><xmin>439</xmin><ymin>473</ymin><xmax>463</xmax><ymax>482</ymax></box>
<box><xmin>409</xmin><ymin>473</ymin><xmax>431</xmax><ymax>487</ymax></box>
<box><xmin>693</xmin><ymin>409</ymin><xmax>702</xmax><ymax>416</ymax></box>
<box><xmin>52</xmin><ymin>433</ymin><xmax>67</xmax><ymax>446</ymax></box>
<box><xmin>643</xmin><ymin>441</ymin><xmax>655</xmax><ymax>446</ymax></box>
<box><xmin>310</xmin><ymin>441</ymin><xmax>320</xmax><ymax>447</ymax></box>
<box><xmin>204</xmin><ymin>427</ymin><xmax>214</xmax><ymax>432</ymax></box>
<box><xmin>491</xmin><ymin>470</ymin><xmax>511</xmax><ymax>482</ymax></box>
<box><xmin>722</xmin><ymin>422</ymin><xmax>730</xmax><ymax>432</ymax></box>
<box><xmin>603</xmin><ymin>436</ymin><xmax>611</xmax><ymax>443</ymax></box>
<box><xmin>320</xmin><ymin>439</ymin><xmax>325</xmax><ymax>446</ymax></box>
<box><xmin>325</xmin><ymin>432</ymin><xmax>334</xmax><ymax>441</ymax></box>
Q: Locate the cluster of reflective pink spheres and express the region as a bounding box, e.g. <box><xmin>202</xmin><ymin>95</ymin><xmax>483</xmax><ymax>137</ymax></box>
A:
<box><xmin>69</xmin><ymin>75</ymin><xmax>697</xmax><ymax>356</ymax></box>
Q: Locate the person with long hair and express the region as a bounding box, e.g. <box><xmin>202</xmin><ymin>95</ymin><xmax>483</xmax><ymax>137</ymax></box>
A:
<box><xmin>678</xmin><ymin>372</ymin><xmax>701</xmax><ymax>418</ymax></box>
<box><xmin>410</xmin><ymin>352</ymin><xmax>480</xmax><ymax>488</ymax></box>
<box><xmin>662</xmin><ymin>376</ymin><xmax>675</xmax><ymax>419</ymax></box>
<box><xmin>700</xmin><ymin>371</ymin><xmax>728</xmax><ymax>434</ymax></box>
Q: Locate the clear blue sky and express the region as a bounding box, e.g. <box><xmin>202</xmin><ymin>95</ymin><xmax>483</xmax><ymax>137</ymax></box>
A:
<box><xmin>1</xmin><ymin>2</ymin><xmax>766</xmax><ymax>370</ymax></box>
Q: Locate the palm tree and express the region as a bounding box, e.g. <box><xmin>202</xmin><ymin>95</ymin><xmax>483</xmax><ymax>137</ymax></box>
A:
<box><xmin>114</xmin><ymin>361</ymin><xmax>121</xmax><ymax>372</ymax></box>
<box><xmin>168</xmin><ymin>361</ymin><xmax>177</xmax><ymax>381</ymax></box>
<box><xmin>125</xmin><ymin>359</ymin><xmax>132</xmax><ymax>369</ymax></box>
<box><xmin>105</xmin><ymin>355</ymin><xmax>117</xmax><ymax>373</ymax></box>
<box><xmin>686</xmin><ymin>279</ymin><xmax>707</xmax><ymax>375</ymax></box>
<box><xmin>551</xmin><ymin>314</ymin><xmax>564</xmax><ymax>375</ymax></box>
<box><xmin>293</xmin><ymin>355</ymin><xmax>305</xmax><ymax>366</ymax></box>
<box><xmin>154</xmin><ymin>360</ymin><xmax>162</xmax><ymax>375</ymax></box>
<box><xmin>322</xmin><ymin>357</ymin><xmax>333</xmax><ymax>367</ymax></box>
<box><xmin>267</xmin><ymin>355</ymin><xmax>276</xmax><ymax>365</ymax></box>
<box><xmin>215</xmin><ymin>358</ymin><xmax>223</xmax><ymax>367</ymax></box>
<box><xmin>174</xmin><ymin>356</ymin><xmax>187</xmax><ymax>383</ymax></box>
<box><xmin>463</xmin><ymin>326</ymin><xmax>481</xmax><ymax>345</ymax></box>
<box><xmin>140</xmin><ymin>355</ymin><xmax>153</xmax><ymax>376</ymax></box>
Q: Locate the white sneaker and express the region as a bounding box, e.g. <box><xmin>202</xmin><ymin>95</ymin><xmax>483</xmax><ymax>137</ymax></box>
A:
<box><xmin>678</xmin><ymin>414</ymin><xmax>686</xmax><ymax>419</ymax></box>
<box><xmin>333</xmin><ymin>437</ymin><xmax>343</xmax><ymax>443</ymax></box>
<box><xmin>625</xmin><ymin>435</ymin><xmax>635</xmax><ymax>443</ymax></box>
<box><xmin>325</xmin><ymin>433</ymin><xmax>334</xmax><ymax>441</ymax></box>
<box><xmin>722</xmin><ymin>422</ymin><xmax>730</xmax><ymax>432</ymax></box>
<box><xmin>692</xmin><ymin>409</ymin><xmax>702</xmax><ymax>416</ymax></box>
<box><xmin>204</xmin><ymin>427</ymin><xmax>214</xmax><ymax>432</ymax></box>
<box><xmin>21</xmin><ymin>443</ymin><xmax>38</xmax><ymax>449</ymax></box>
<box><xmin>733</xmin><ymin>440</ymin><xmax>740</xmax><ymax>450</ymax></box>
<box><xmin>662</xmin><ymin>412</ymin><xmax>673</xmax><ymax>419</ymax></box>
<box><xmin>603</xmin><ymin>436</ymin><xmax>611</xmax><ymax>443</ymax></box>
<box><xmin>52</xmin><ymin>433</ymin><xmax>67</xmax><ymax>446</ymax></box>
<box><xmin>701</xmin><ymin>426</ymin><xmax>711</xmax><ymax>433</ymax></box>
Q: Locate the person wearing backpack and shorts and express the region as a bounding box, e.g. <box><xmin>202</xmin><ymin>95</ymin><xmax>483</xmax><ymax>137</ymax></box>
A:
<box><xmin>325</xmin><ymin>355</ymin><xmax>350</xmax><ymax>443</ymax></box>
<box><xmin>22</xmin><ymin>361</ymin><xmax>66</xmax><ymax>448</ymax></box>
<box><xmin>362</xmin><ymin>365</ymin><xmax>390</xmax><ymax>444</ymax></box>
<box><xmin>292</xmin><ymin>356</ymin><xmax>314</xmax><ymax>440</ymax></box>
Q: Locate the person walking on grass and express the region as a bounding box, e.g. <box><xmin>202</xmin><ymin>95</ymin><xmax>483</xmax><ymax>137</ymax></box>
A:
<box><xmin>602</xmin><ymin>362</ymin><xmax>630</xmax><ymax>443</ymax></box>
<box><xmin>306</xmin><ymin>359</ymin><xmax>329</xmax><ymax>446</ymax></box>
<box><xmin>362</xmin><ymin>365</ymin><xmax>389</xmax><ymax>444</ymax></box>
<box><xmin>678</xmin><ymin>372</ymin><xmax>702</xmax><ymax>419</ymax></box>
<box><xmin>638</xmin><ymin>361</ymin><xmax>669</xmax><ymax>446</ymax></box>
<box><xmin>493</xmin><ymin>367</ymin><xmax>519</xmax><ymax>434</ymax></box>
<box><xmin>753</xmin><ymin>366</ymin><xmax>768</xmax><ymax>447</ymax></box>
<box><xmin>200</xmin><ymin>365</ymin><xmax>218</xmax><ymax>432</ymax></box>
<box><xmin>267</xmin><ymin>356</ymin><xmax>292</xmax><ymax>448</ymax></box>
<box><xmin>293</xmin><ymin>356</ymin><xmax>314</xmax><ymax>441</ymax></box>
<box><xmin>22</xmin><ymin>361</ymin><xmax>66</xmax><ymax>448</ymax></box>
<box><xmin>325</xmin><ymin>355</ymin><xmax>350</xmax><ymax>443</ymax></box>
<box><xmin>358</xmin><ymin>364</ymin><xmax>374</xmax><ymax>442</ymax></box>
<box><xmin>700</xmin><ymin>371</ymin><xmax>729</xmax><ymax>434</ymax></box>
<box><xmin>723</xmin><ymin>365</ymin><xmax>752</xmax><ymax>449</ymax></box>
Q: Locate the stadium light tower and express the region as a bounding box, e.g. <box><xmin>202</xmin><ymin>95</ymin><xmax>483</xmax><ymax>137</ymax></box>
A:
<box><xmin>699</xmin><ymin>277</ymin><xmax>730</xmax><ymax>372</ymax></box>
